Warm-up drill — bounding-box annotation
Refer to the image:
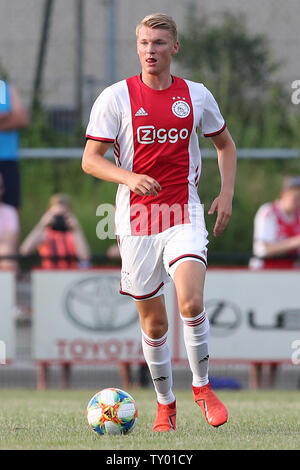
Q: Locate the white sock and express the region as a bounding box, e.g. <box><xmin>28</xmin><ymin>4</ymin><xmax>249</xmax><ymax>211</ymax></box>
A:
<box><xmin>141</xmin><ymin>330</ymin><xmax>175</xmax><ymax>405</ymax></box>
<box><xmin>181</xmin><ymin>310</ymin><xmax>210</xmax><ymax>387</ymax></box>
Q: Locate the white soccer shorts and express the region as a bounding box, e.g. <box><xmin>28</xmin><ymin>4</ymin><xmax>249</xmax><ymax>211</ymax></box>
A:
<box><xmin>118</xmin><ymin>222</ymin><xmax>208</xmax><ymax>301</ymax></box>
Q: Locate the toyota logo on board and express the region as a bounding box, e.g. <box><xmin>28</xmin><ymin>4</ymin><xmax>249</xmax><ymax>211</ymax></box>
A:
<box><xmin>63</xmin><ymin>275</ymin><xmax>139</xmax><ymax>332</ymax></box>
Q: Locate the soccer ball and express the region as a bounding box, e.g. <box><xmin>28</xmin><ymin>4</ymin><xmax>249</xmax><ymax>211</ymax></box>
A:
<box><xmin>86</xmin><ymin>388</ymin><xmax>138</xmax><ymax>435</ymax></box>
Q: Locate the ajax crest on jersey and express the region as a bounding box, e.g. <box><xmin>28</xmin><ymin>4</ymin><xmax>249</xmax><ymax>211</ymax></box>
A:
<box><xmin>172</xmin><ymin>100</ymin><xmax>190</xmax><ymax>118</ymax></box>
<box><xmin>86</xmin><ymin>388</ymin><xmax>138</xmax><ymax>435</ymax></box>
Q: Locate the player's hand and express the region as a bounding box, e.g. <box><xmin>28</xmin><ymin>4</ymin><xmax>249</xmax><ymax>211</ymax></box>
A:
<box><xmin>64</xmin><ymin>212</ymin><xmax>80</xmax><ymax>231</ymax></box>
<box><xmin>208</xmin><ymin>190</ymin><xmax>233</xmax><ymax>237</ymax></box>
<box><xmin>291</xmin><ymin>234</ymin><xmax>300</xmax><ymax>249</ymax></box>
<box><xmin>126</xmin><ymin>173</ymin><xmax>162</xmax><ymax>197</ymax></box>
<box><xmin>39</xmin><ymin>209</ymin><xmax>56</xmax><ymax>228</ymax></box>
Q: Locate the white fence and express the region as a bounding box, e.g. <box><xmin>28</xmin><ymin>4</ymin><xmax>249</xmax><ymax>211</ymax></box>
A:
<box><xmin>19</xmin><ymin>148</ymin><xmax>300</xmax><ymax>160</ymax></box>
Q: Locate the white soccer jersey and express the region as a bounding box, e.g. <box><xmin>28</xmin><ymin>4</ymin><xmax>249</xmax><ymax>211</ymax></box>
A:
<box><xmin>86</xmin><ymin>75</ymin><xmax>225</xmax><ymax>236</ymax></box>
<box><xmin>252</xmin><ymin>200</ymin><xmax>300</xmax><ymax>266</ymax></box>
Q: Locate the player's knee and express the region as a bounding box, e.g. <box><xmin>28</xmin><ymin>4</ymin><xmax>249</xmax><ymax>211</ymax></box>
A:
<box><xmin>179</xmin><ymin>296</ymin><xmax>204</xmax><ymax>318</ymax></box>
<box><xmin>143</xmin><ymin>318</ymin><xmax>168</xmax><ymax>339</ymax></box>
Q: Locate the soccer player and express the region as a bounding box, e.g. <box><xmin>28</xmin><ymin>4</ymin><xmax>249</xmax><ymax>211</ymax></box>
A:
<box><xmin>250</xmin><ymin>175</ymin><xmax>300</xmax><ymax>269</ymax></box>
<box><xmin>82</xmin><ymin>13</ymin><xmax>236</xmax><ymax>431</ymax></box>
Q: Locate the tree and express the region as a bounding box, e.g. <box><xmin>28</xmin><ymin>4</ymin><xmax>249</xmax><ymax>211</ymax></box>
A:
<box><xmin>175</xmin><ymin>12</ymin><xmax>294</xmax><ymax>147</ymax></box>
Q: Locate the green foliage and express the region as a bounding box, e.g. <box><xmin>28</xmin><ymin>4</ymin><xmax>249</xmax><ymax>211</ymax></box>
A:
<box><xmin>175</xmin><ymin>12</ymin><xmax>299</xmax><ymax>148</ymax></box>
<box><xmin>19</xmin><ymin>155</ymin><xmax>300</xmax><ymax>264</ymax></box>
<box><xmin>202</xmin><ymin>156</ymin><xmax>300</xmax><ymax>259</ymax></box>
<box><xmin>21</xmin><ymin>108</ymin><xmax>85</xmax><ymax>148</ymax></box>
<box><xmin>178</xmin><ymin>12</ymin><xmax>277</xmax><ymax>104</ymax></box>
<box><xmin>20</xmin><ymin>159</ymin><xmax>118</xmax><ymax>259</ymax></box>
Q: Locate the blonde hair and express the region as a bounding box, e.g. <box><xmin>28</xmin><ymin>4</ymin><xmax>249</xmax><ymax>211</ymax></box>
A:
<box><xmin>49</xmin><ymin>193</ymin><xmax>72</xmax><ymax>209</ymax></box>
<box><xmin>136</xmin><ymin>13</ymin><xmax>178</xmax><ymax>43</ymax></box>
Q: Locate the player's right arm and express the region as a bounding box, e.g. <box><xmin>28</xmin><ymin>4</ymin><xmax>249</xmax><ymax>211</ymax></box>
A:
<box><xmin>253</xmin><ymin>204</ymin><xmax>300</xmax><ymax>257</ymax></box>
<box><xmin>19</xmin><ymin>214</ymin><xmax>50</xmax><ymax>256</ymax></box>
<box><xmin>254</xmin><ymin>234</ymin><xmax>300</xmax><ymax>258</ymax></box>
<box><xmin>82</xmin><ymin>139</ymin><xmax>161</xmax><ymax>197</ymax></box>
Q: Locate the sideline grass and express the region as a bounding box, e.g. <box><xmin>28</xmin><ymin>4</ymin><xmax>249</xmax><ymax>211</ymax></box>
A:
<box><xmin>0</xmin><ymin>388</ymin><xmax>299</xmax><ymax>450</ymax></box>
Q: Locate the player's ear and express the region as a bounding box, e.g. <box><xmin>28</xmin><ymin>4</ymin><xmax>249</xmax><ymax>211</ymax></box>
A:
<box><xmin>172</xmin><ymin>41</ymin><xmax>179</xmax><ymax>56</ymax></box>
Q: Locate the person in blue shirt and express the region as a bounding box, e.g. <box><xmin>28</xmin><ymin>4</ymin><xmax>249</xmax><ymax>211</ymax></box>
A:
<box><xmin>0</xmin><ymin>80</ymin><xmax>29</xmax><ymax>209</ymax></box>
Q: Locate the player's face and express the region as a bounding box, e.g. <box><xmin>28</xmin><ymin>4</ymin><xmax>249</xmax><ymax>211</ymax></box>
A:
<box><xmin>281</xmin><ymin>188</ymin><xmax>300</xmax><ymax>213</ymax></box>
<box><xmin>137</xmin><ymin>26</ymin><xmax>179</xmax><ymax>76</ymax></box>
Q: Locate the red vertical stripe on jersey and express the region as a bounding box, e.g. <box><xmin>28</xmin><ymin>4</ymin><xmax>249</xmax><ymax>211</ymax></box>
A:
<box><xmin>114</xmin><ymin>137</ymin><xmax>121</xmax><ymax>167</ymax></box>
<box><xmin>126</xmin><ymin>76</ymin><xmax>194</xmax><ymax>235</ymax></box>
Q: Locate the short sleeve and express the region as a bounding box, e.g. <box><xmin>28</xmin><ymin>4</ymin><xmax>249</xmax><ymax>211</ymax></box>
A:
<box><xmin>252</xmin><ymin>203</ymin><xmax>278</xmax><ymax>256</ymax></box>
<box><xmin>200</xmin><ymin>88</ymin><xmax>226</xmax><ymax>138</ymax></box>
<box><xmin>86</xmin><ymin>87</ymin><xmax>120</xmax><ymax>143</ymax></box>
<box><xmin>253</xmin><ymin>203</ymin><xmax>278</xmax><ymax>243</ymax></box>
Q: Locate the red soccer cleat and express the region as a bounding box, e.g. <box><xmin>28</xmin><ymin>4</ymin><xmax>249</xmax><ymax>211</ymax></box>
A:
<box><xmin>193</xmin><ymin>383</ymin><xmax>228</xmax><ymax>427</ymax></box>
<box><xmin>152</xmin><ymin>400</ymin><xmax>176</xmax><ymax>432</ymax></box>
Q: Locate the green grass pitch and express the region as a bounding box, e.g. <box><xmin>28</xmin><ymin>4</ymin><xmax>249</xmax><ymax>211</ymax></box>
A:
<box><xmin>0</xmin><ymin>388</ymin><xmax>299</xmax><ymax>450</ymax></box>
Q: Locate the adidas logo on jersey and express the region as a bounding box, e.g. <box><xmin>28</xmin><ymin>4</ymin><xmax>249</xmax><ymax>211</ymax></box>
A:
<box><xmin>135</xmin><ymin>107</ymin><xmax>148</xmax><ymax>116</ymax></box>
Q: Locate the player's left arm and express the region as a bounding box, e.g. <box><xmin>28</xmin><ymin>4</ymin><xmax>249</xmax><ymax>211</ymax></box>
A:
<box><xmin>208</xmin><ymin>127</ymin><xmax>237</xmax><ymax>237</ymax></box>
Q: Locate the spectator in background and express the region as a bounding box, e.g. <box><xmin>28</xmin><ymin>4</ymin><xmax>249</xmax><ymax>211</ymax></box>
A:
<box><xmin>249</xmin><ymin>175</ymin><xmax>300</xmax><ymax>389</ymax></box>
<box><xmin>0</xmin><ymin>172</ymin><xmax>19</xmax><ymax>269</ymax></box>
<box><xmin>0</xmin><ymin>80</ymin><xmax>29</xmax><ymax>210</ymax></box>
<box><xmin>20</xmin><ymin>193</ymin><xmax>91</xmax><ymax>268</ymax></box>
<box><xmin>250</xmin><ymin>175</ymin><xmax>300</xmax><ymax>269</ymax></box>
